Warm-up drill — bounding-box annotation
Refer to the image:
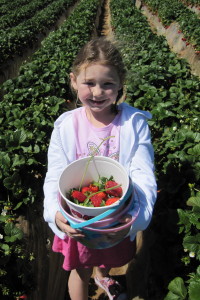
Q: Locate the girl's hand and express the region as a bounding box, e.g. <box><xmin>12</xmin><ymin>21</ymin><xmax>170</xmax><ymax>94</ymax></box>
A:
<box><xmin>104</xmin><ymin>214</ymin><xmax>132</xmax><ymax>243</ymax></box>
<box><xmin>55</xmin><ymin>211</ymin><xmax>85</xmax><ymax>240</ymax></box>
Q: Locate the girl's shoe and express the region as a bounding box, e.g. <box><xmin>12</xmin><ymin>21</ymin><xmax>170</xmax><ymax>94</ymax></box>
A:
<box><xmin>94</xmin><ymin>276</ymin><xmax>127</xmax><ymax>300</ymax></box>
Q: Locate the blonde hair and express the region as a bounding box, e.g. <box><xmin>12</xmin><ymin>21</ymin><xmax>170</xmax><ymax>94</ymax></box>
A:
<box><xmin>71</xmin><ymin>37</ymin><xmax>126</xmax><ymax>108</ymax></box>
<box><xmin>71</xmin><ymin>37</ymin><xmax>126</xmax><ymax>83</ymax></box>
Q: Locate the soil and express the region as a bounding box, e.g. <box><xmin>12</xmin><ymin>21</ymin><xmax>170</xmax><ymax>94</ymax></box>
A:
<box><xmin>0</xmin><ymin>1</ymin><xmax>79</xmax><ymax>85</ymax></box>
<box><xmin>25</xmin><ymin>1</ymin><xmax>151</xmax><ymax>299</ymax></box>
<box><xmin>136</xmin><ymin>0</ymin><xmax>200</xmax><ymax>78</ymax></box>
<box><xmin>6</xmin><ymin>1</ymin><xmax>199</xmax><ymax>299</ymax></box>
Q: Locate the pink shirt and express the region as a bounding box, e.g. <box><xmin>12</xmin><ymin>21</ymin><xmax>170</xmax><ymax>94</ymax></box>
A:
<box><xmin>73</xmin><ymin>107</ymin><xmax>121</xmax><ymax>161</ymax></box>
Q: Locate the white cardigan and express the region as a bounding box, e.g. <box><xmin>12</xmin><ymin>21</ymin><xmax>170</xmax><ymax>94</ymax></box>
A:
<box><xmin>43</xmin><ymin>103</ymin><xmax>157</xmax><ymax>241</ymax></box>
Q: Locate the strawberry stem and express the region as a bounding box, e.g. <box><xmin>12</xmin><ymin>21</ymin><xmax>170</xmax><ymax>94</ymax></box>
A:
<box><xmin>78</xmin><ymin>136</ymin><xmax>115</xmax><ymax>191</ymax></box>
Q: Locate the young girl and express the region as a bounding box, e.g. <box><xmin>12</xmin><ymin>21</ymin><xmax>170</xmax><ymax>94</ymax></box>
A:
<box><xmin>43</xmin><ymin>37</ymin><xmax>157</xmax><ymax>300</ymax></box>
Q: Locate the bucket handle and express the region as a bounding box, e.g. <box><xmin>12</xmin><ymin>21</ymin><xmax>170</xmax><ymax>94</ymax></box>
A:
<box><xmin>60</xmin><ymin>192</ymin><xmax>140</xmax><ymax>232</ymax></box>
<box><xmin>60</xmin><ymin>184</ymin><xmax>133</xmax><ymax>229</ymax></box>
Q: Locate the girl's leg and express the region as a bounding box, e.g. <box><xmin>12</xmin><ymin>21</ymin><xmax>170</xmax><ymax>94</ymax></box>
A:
<box><xmin>95</xmin><ymin>266</ymin><xmax>111</xmax><ymax>279</ymax></box>
<box><xmin>68</xmin><ymin>267</ymin><xmax>93</xmax><ymax>300</ymax></box>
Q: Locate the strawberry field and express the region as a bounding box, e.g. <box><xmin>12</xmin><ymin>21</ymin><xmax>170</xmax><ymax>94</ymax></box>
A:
<box><xmin>0</xmin><ymin>0</ymin><xmax>199</xmax><ymax>299</ymax></box>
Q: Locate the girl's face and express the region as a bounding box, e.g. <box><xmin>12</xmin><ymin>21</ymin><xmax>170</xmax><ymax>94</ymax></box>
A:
<box><xmin>70</xmin><ymin>64</ymin><xmax>122</xmax><ymax>114</ymax></box>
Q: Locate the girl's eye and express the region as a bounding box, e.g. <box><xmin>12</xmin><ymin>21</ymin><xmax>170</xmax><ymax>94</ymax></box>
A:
<box><xmin>84</xmin><ymin>82</ymin><xmax>94</xmax><ymax>86</ymax></box>
<box><xmin>104</xmin><ymin>82</ymin><xmax>114</xmax><ymax>86</ymax></box>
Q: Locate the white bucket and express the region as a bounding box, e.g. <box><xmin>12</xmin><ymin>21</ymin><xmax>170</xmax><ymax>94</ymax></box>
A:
<box><xmin>58</xmin><ymin>156</ymin><xmax>130</xmax><ymax>219</ymax></box>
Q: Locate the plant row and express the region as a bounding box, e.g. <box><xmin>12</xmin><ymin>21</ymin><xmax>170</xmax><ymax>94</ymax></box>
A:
<box><xmin>143</xmin><ymin>0</ymin><xmax>200</xmax><ymax>51</ymax></box>
<box><xmin>0</xmin><ymin>0</ymin><xmax>56</xmax><ymax>30</ymax></box>
<box><xmin>111</xmin><ymin>0</ymin><xmax>200</xmax><ymax>299</ymax></box>
<box><xmin>0</xmin><ymin>0</ymin><xmax>101</xmax><ymax>297</ymax></box>
<box><xmin>0</xmin><ymin>0</ymin><xmax>76</xmax><ymax>65</ymax></box>
<box><xmin>181</xmin><ymin>0</ymin><xmax>200</xmax><ymax>6</ymax></box>
<box><xmin>0</xmin><ymin>0</ymin><xmax>31</xmax><ymax>16</ymax></box>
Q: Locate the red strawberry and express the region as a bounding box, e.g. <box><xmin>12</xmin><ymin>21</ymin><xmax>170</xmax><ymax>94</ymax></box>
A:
<box><xmin>97</xmin><ymin>191</ymin><xmax>107</xmax><ymax>199</ymax></box>
<box><xmin>105</xmin><ymin>197</ymin><xmax>120</xmax><ymax>206</ymax></box>
<box><xmin>89</xmin><ymin>184</ymin><xmax>99</xmax><ymax>193</ymax></box>
<box><xmin>90</xmin><ymin>195</ymin><xmax>103</xmax><ymax>207</ymax></box>
<box><xmin>81</xmin><ymin>186</ymin><xmax>91</xmax><ymax>194</ymax></box>
<box><xmin>71</xmin><ymin>209</ymin><xmax>83</xmax><ymax>218</ymax></box>
<box><xmin>105</xmin><ymin>180</ymin><xmax>122</xmax><ymax>197</ymax></box>
<box><xmin>71</xmin><ymin>190</ymin><xmax>86</xmax><ymax>203</ymax></box>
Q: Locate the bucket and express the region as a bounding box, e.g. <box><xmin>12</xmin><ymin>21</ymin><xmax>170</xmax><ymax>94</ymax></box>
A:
<box><xmin>60</xmin><ymin>189</ymin><xmax>140</xmax><ymax>249</ymax></box>
<box><xmin>58</xmin><ymin>156</ymin><xmax>130</xmax><ymax>220</ymax></box>
<box><xmin>59</xmin><ymin>192</ymin><xmax>133</xmax><ymax>229</ymax></box>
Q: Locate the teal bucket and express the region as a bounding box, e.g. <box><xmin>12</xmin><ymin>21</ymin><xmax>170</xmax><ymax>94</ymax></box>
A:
<box><xmin>59</xmin><ymin>188</ymin><xmax>140</xmax><ymax>249</ymax></box>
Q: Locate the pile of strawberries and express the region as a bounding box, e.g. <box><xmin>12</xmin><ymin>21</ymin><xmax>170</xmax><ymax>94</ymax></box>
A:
<box><xmin>69</xmin><ymin>177</ymin><xmax>123</xmax><ymax>207</ymax></box>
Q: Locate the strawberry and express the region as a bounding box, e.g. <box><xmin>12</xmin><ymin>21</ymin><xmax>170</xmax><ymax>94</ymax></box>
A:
<box><xmin>71</xmin><ymin>209</ymin><xmax>83</xmax><ymax>218</ymax></box>
<box><xmin>81</xmin><ymin>186</ymin><xmax>91</xmax><ymax>194</ymax></box>
<box><xmin>90</xmin><ymin>195</ymin><xmax>103</xmax><ymax>207</ymax></box>
<box><xmin>89</xmin><ymin>184</ymin><xmax>99</xmax><ymax>193</ymax></box>
<box><xmin>105</xmin><ymin>180</ymin><xmax>122</xmax><ymax>197</ymax></box>
<box><xmin>97</xmin><ymin>191</ymin><xmax>107</xmax><ymax>199</ymax></box>
<box><xmin>71</xmin><ymin>190</ymin><xmax>86</xmax><ymax>203</ymax></box>
<box><xmin>105</xmin><ymin>197</ymin><xmax>120</xmax><ymax>206</ymax></box>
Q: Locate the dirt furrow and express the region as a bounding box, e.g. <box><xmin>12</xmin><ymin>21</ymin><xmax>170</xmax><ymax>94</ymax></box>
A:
<box><xmin>135</xmin><ymin>0</ymin><xmax>200</xmax><ymax>77</ymax></box>
<box><xmin>0</xmin><ymin>1</ymin><xmax>79</xmax><ymax>85</ymax></box>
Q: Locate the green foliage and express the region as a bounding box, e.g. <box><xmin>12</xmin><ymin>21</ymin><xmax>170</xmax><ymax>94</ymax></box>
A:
<box><xmin>111</xmin><ymin>0</ymin><xmax>200</xmax><ymax>298</ymax></box>
<box><xmin>0</xmin><ymin>0</ymin><xmax>76</xmax><ymax>64</ymax></box>
<box><xmin>144</xmin><ymin>0</ymin><xmax>200</xmax><ymax>51</ymax></box>
<box><xmin>164</xmin><ymin>277</ymin><xmax>187</xmax><ymax>300</ymax></box>
<box><xmin>0</xmin><ymin>0</ymin><xmax>100</xmax><ymax>297</ymax></box>
<box><xmin>0</xmin><ymin>0</ymin><xmax>55</xmax><ymax>30</ymax></box>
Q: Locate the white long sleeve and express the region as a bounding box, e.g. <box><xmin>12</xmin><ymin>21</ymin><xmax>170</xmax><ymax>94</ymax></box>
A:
<box><xmin>43</xmin><ymin>104</ymin><xmax>157</xmax><ymax>240</ymax></box>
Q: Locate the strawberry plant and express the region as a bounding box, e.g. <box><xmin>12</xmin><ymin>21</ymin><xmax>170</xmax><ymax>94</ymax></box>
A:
<box><xmin>0</xmin><ymin>0</ymin><xmax>76</xmax><ymax>65</ymax></box>
<box><xmin>0</xmin><ymin>0</ymin><xmax>101</xmax><ymax>297</ymax></box>
<box><xmin>164</xmin><ymin>186</ymin><xmax>200</xmax><ymax>300</ymax></box>
<box><xmin>111</xmin><ymin>0</ymin><xmax>200</xmax><ymax>298</ymax></box>
<box><xmin>143</xmin><ymin>0</ymin><xmax>200</xmax><ymax>50</ymax></box>
<box><xmin>0</xmin><ymin>0</ymin><xmax>55</xmax><ymax>30</ymax></box>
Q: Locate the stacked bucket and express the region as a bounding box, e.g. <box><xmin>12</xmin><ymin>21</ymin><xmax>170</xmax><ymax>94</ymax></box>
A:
<box><xmin>58</xmin><ymin>156</ymin><xmax>140</xmax><ymax>249</ymax></box>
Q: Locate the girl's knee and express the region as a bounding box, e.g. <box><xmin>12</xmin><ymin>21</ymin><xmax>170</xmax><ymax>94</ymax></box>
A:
<box><xmin>76</xmin><ymin>267</ymin><xmax>93</xmax><ymax>282</ymax></box>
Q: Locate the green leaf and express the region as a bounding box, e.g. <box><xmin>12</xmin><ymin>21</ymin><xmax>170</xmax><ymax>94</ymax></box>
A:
<box><xmin>189</xmin><ymin>280</ymin><xmax>200</xmax><ymax>300</ymax></box>
<box><xmin>183</xmin><ymin>234</ymin><xmax>200</xmax><ymax>255</ymax></box>
<box><xmin>167</xmin><ymin>277</ymin><xmax>187</xmax><ymax>299</ymax></box>
<box><xmin>4</xmin><ymin>222</ymin><xmax>23</xmax><ymax>242</ymax></box>
<box><xmin>187</xmin><ymin>196</ymin><xmax>200</xmax><ymax>208</ymax></box>
<box><xmin>3</xmin><ymin>172</ymin><xmax>21</xmax><ymax>190</ymax></box>
<box><xmin>13</xmin><ymin>201</ymin><xmax>23</xmax><ymax>210</ymax></box>
<box><xmin>0</xmin><ymin>152</ymin><xmax>11</xmax><ymax>168</ymax></box>
<box><xmin>0</xmin><ymin>243</ymin><xmax>10</xmax><ymax>252</ymax></box>
<box><xmin>188</xmin><ymin>144</ymin><xmax>200</xmax><ymax>156</ymax></box>
<box><xmin>12</xmin><ymin>154</ymin><xmax>26</xmax><ymax>167</ymax></box>
<box><xmin>164</xmin><ymin>290</ymin><xmax>182</xmax><ymax>300</ymax></box>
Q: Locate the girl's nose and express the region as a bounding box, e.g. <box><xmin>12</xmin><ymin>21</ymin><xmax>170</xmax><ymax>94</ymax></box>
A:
<box><xmin>93</xmin><ymin>85</ymin><xmax>103</xmax><ymax>97</ymax></box>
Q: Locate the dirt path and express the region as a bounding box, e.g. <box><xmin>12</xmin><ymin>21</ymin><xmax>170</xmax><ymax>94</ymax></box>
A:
<box><xmin>88</xmin><ymin>2</ymin><xmax>152</xmax><ymax>299</ymax></box>
<box><xmin>99</xmin><ymin>0</ymin><xmax>113</xmax><ymax>38</ymax></box>
<box><xmin>89</xmin><ymin>2</ymin><xmax>132</xmax><ymax>298</ymax></box>
<box><xmin>135</xmin><ymin>0</ymin><xmax>200</xmax><ymax>77</ymax></box>
<box><xmin>0</xmin><ymin>1</ymin><xmax>79</xmax><ymax>85</ymax></box>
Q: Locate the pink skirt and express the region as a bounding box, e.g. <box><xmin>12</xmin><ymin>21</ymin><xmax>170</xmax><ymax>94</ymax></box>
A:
<box><xmin>52</xmin><ymin>235</ymin><xmax>136</xmax><ymax>271</ymax></box>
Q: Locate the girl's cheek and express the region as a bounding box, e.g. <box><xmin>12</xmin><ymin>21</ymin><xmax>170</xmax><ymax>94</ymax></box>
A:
<box><xmin>82</xmin><ymin>86</ymin><xmax>91</xmax><ymax>94</ymax></box>
<box><xmin>78</xmin><ymin>87</ymin><xmax>91</xmax><ymax>100</ymax></box>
